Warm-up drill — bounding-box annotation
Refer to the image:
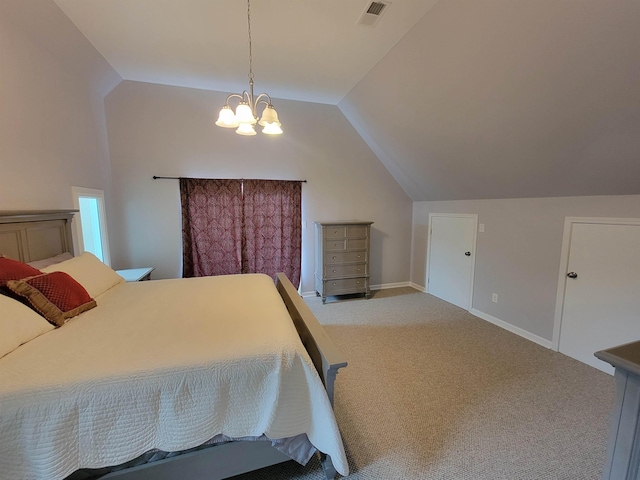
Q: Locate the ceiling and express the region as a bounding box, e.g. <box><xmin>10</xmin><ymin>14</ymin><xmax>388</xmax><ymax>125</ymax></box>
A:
<box><xmin>52</xmin><ymin>0</ymin><xmax>439</xmax><ymax>105</ymax></box>
<box><xmin>51</xmin><ymin>0</ymin><xmax>640</xmax><ymax>202</ymax></box>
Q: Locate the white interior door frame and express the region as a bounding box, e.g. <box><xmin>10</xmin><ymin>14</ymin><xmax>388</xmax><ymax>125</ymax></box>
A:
<box><xmin>552</xmin><ymin>216</ymin><xmax>640</xmax><ymax>351</ymax></box>
<box><xmin>426</xmin><ymin>213</ymin><xmax>478</xmax><ymax>311</ymax></box>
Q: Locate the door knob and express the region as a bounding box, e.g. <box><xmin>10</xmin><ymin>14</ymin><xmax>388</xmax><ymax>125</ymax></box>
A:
<box><xmin>465</xmin><ymin>252</ymin><xmax>471</xmax><ymax>256</ymax></box>
<box><xmin>567</xmin><ymin>272</ymin><xmax>578</xmax><ymax>279</ymax></box>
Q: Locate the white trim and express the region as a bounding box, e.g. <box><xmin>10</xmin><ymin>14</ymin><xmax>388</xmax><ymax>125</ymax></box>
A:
<box><xmin>552</xmin><ymin>216</ymin><xmax>640</xmax><ymax>351</ymax></box>
<box><xmin>300</xmin><ymin>282</ymin><xmax>420</xmax><ymax>298</ymax></box>
<box><xmin>426</xmin><ymin>213</ymin><xmax>478</xmax><ymax>312</ymax></box>
<box><xmin>71</xmin><ymin>186</ymin><xmax>111</xmax><ymax>266</ymax></box>
<box><xmin>470</xmin><ymin>308</ymin><xmax>553</xmax><ymax>349</ymax></box>
<box><xmin>409</xmin><ymin>282</ymin><xmax>426</xmax><ymax>293</ymax></box>
<box><xmin>370</xmin><ymin>281</ymin><xmax>413</xmax><ymax>291</ymax></box>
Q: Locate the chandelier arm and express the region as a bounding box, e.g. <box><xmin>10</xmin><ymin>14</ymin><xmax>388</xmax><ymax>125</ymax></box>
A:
<box><xmin>225</xmin><ymin>93</ymin><xmax>245</xmax><ymax>105</ymax></box>
<box><xmin>254</xmin><ymin>93</ymin><xmax>272</xmax><ymax>108</ymax></box>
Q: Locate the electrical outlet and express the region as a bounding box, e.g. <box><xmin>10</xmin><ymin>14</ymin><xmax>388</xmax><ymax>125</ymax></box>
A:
<box><xmin>492</xmin><ymin>293</ymin><xmax>498</xmax><ymax>303</ymax></box>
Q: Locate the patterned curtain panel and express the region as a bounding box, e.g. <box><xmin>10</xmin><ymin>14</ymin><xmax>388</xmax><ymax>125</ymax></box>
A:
<box><xmin>180</xmin><ymin>178</ymin><xmax>243</xmax><ymax>277</ymax></box>
<box><xmin>242</xmin><ymin>180</ymin><xmax>302</xmax><ymax>287</ymax></box>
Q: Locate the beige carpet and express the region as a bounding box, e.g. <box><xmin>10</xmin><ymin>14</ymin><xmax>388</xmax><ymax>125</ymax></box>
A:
<box><xmin>234</xmin><ymin>288</ymin><xmax>616</xmax><ymax>480</ymax></box>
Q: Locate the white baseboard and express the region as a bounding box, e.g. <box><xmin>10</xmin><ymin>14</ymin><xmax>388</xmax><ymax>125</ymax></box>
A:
<box><xmin>301</xmin><ymin>281</ymin><xmax>419</xmax><ymax>298</ymax></box>
<box><xmin>409</xmin><ymin>282</ymin><xmax>426</xmax><ymax>293</ymax></box>
<box><xmin>370</xmin><ymin>281</ymin><xmax>414</xmax><ymax>291</ymax></box>
<box><xmin>470</xmin><ymin>308</ymin><xmax>553</xmax><ymax>349</ymax></box>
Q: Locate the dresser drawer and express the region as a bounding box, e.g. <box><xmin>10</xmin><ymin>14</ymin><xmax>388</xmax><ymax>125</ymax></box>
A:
<box><xmin>325</xmin><ymin>277</ymin><xmax>368</xmax><ymax>294</ymax></box>
<box><xmin>325</xmin><ymin>263</ymin><xmax>368</xmax><ymax>278</ymax></box>
<box><xmin>324</xmin><ymin>239</ymin><xmax>347</xmax><ymax>251</ymax></box>
<box><xmin>325</xmin><ymin>251</ymin><xmax>368</xmax><ymax>264</ymax></box>
<box><xmin>346</xmin><ymin>238</ymin><xmax>367</xmax><ymax>250</ymax></box>
<box><xmin>347</xmin><ymin>225</ymin><xmax>369</xmax><ymax>238</ymax></box>
<box><xmin>324</xmin><ymin>226</ymin><xmax>347</xmax><ymax>239</ymax></box>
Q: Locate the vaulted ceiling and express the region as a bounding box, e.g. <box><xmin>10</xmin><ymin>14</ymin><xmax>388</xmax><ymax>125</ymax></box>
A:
<box><xmin>53</xmin><ymin>0</ymin><xmax>640</xmax><ymax>201</ymax></box>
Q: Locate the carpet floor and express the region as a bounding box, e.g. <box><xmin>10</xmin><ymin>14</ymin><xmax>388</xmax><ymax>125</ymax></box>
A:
<box><xmin>234</xmin><ymin>288</ymin><xmax>616</xmax><ymax>480</ymax></box>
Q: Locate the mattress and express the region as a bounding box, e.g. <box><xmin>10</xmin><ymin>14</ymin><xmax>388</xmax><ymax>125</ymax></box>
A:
<box><xmin>0</xmin><ymin>273</ymin><xmax>348</xmax><ymax>479</ymax></box>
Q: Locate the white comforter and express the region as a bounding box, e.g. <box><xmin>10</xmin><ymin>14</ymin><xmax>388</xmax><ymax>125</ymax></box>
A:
<box><xmin>0</xmin><ymin>274</ymin><xmax>348</xmax><ymax>479</ymax></box>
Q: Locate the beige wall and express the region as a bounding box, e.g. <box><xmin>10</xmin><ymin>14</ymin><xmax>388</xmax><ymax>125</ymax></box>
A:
<box><xmin>105</xmin><ymin>81</ymin><xmax>413</xmax><ymax>292</ymax></box>
<box><xmin>412</xmin><ymin>195</ymin><xmax>640</xmax><ymax>341</ymax></box>
<box><xmin>0</xmin><ymin>0</ymin><xmax>120</xmax><ymax>211</ymax></box>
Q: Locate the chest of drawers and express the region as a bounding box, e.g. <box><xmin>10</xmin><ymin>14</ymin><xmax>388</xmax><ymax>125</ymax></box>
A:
<box><xmin>314</xmin><ymin>221</ymin><xmax>373</xmax><ymax>304</ymax></box>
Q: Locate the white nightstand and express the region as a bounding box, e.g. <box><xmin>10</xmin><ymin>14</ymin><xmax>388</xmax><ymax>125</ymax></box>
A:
<box><xmin>116</xmin><ymin>267</ymin><xmax>154</xmax><ymax>282</ymax></box>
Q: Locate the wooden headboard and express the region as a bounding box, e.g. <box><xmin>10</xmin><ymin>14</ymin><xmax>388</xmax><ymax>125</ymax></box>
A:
<box><xmin>0</xmin><ymin>210</ymin><xmax>76</xmax><ymax>263</ymax></box>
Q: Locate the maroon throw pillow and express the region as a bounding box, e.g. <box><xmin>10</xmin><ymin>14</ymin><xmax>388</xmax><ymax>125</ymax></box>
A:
<box><xmin>6</xmin><ymin>271</ymin><xmax>97</xmax><ymax>327</ymax></box>
<box><xmin>0</xmin><ymin>256</ymin><xmax>42</xmax><ymax>288</ymax></box>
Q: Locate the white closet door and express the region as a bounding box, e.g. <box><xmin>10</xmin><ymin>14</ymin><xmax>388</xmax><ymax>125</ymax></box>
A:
<box><xmin>559</xmin><ymin>222</ymin><xmax>640</xmax><ymax>374</ymax></box>
<box><xmin>427</xmin><ymin>214</ymin><xmax>477</xmax><ymax>310</ymax></box>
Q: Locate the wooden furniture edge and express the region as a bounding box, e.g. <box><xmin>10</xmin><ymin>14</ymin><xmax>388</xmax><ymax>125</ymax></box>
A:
<box><xmin>276</xmin><ymin>272</ymin><xmax>347</xmax><ymax>479</ymax></box>
<box><xmin>276</xmin><ymin>272</ymin><xmax>348</xmax><ymax>406</ymax></box>
<box><xmin>0</xmin><ymin>210</ymin><xmax>77</xmax><ymax>262</ymax></box>
<box><xmin>0</xmin><ymin>209</ymin><xmax>77</xmax><ymax>224</ymax></box>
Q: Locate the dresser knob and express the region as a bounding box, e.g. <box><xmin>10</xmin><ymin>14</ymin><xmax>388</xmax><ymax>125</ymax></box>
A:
<box><xmin>356</xmin><ymin>281</ymin><xmax>360</xmax><ymax>284</ymax></box>
<box><xmin>357</xmin><ymin>255</ymin><xmax>361</xmax><ymax>258</ymax></box>
<box><xmin>332</xmin><ymin>269</ymin><xmax>337</xmax><ymax>273</ymax></box>
<box><xmin>332</xmin><ymin>282</ymin><xmax>336</xmax><ymax>286</ymax></box>
<box><xmin>357</xmin><ymin>268</ymin><xmax>361</xmax><ymax>271</ymax></box>
<box><xmin>332</xmin><ymin>256</ymin><xmax>337</xmax><ymax>260</ymax></box>
<box><xmin>334</xmin><ymin>243</ymin><xmax>339</xmax><ymax>247</ymax></box>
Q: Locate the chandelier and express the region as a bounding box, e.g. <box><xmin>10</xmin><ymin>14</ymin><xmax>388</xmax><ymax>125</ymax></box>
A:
<box><xmin>215</xmin><ymin>0</ymin><xmax>283</xmax><ymax>136</ymax></box>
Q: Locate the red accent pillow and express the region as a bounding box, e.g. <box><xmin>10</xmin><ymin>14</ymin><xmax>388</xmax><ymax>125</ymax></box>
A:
<box><xmin>6</xmin><ymin>272</ymin><xmax>97</xmax><ymax>327</ymax></box>
<box><xmin>0</xmin><ymin>256</ymin><xmax>42</xmax><ymax>288</ymax></box>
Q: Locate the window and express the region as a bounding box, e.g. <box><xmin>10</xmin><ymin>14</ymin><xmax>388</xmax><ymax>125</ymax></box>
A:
<box><xmin>71</xmin><ymin>187</ymin><xmax>111</xmax><ymax>266</ymax></box>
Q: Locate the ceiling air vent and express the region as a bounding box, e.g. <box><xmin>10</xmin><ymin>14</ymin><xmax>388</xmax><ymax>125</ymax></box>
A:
<box><xmin>357</xmin><ymin>1</ymin><xmax>391</xmax><ymax>27</ymax></box>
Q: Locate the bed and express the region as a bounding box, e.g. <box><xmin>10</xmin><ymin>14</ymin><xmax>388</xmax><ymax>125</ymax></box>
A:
<box><xmin>0</xmin><ymin>210</ymin><xmax>348</xmax><ymax>480</ymax></box>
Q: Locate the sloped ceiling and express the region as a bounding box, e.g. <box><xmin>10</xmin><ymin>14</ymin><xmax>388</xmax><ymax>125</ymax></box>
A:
<box><xmin>52</xmin><ymin>0</ymin><xmax>439</xmax><ymax>105</ymax></box>
<box><xmin>340</xmin><ymin>0</ymin><xmax>640</xmax><ymax>200</ymax></box>
<box><xmin>51</xmin><ymin>0</ymin><xmax>640</xmax><ymax>201</ymax></box>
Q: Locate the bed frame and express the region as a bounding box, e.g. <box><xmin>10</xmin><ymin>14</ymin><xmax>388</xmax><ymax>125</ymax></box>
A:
<box><xmin>0</xmin><ymin>210</ymin><xmax>348</xmax><ymax>480</ymax></box>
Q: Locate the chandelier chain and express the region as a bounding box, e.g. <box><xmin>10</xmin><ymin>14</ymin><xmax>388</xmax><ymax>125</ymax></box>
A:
<box><xmin>215</xmin><ymin>0</ymin><xmax>282</xmax><ymax>134</ymax></box>
<box><xmin>247</xmin><ymin>0</ymin><xmax>254</xmax><ymax>81</ymax></box>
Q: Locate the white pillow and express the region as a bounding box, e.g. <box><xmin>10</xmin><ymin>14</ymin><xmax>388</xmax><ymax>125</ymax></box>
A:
<box><xmin>0</xmin><ymin>294</ymin><xmax>55</xmax><ymax>359</ymax></box>
<box><xmin>27</xmin><ymin>252</ymin><xmax>74</xmax><ymax>270</ymax></box>
<box><xmin>42</xmin><ymin>252</ymin><xmax>125</xmax><ymax>298</ymax></box>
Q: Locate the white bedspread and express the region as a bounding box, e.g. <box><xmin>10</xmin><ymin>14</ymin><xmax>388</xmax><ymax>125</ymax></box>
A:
<box><xmin>0</xmin><ymin>274</ymin><xmax>348</xmax><ymax>479</ymax></box>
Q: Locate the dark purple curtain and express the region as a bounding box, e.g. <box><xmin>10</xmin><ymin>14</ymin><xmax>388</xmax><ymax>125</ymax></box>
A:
<box><xmin>180</xmin><ymin>178</ymin><xmax>243</xmax><ymax>277</ymax></box>
<box><xmin>243</xmin><ymin>180</ymin><xmax>302</xmax><ymax>287</ymax></box>
<box><xmin>180</xmin><ymin>178</ymin><xmax>302</xmax><ymax>287</ymax></box>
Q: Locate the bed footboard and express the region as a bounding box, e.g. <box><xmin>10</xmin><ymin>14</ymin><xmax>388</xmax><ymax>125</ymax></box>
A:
<box><xmin>275</xmin><ymin>273</ymin><xmax>348</xmax><ymax>407</ymax></box>
<box><xmin>276</xmin><ymin>273</ymin><xmax>347</xmax><ymax>480</ymax></box>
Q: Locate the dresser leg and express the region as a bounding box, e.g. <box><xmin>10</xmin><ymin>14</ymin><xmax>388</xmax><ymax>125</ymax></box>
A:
<box><xmin>322</xmin><ymin>296</ymin><xmax>326</xmax><ymax>304</ymax></box>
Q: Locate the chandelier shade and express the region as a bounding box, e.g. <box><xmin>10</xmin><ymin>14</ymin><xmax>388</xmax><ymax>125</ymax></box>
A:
<box><xmin>215</xmin><ymin>0</ymin><xmax>283</xmax><ymax>136</ymax></box>
<box><xmin>258</xmin><ymin>104</ymin><xmax>280</xmax><ymax>127</ymax></box>
<box><xmin>262</xmin><ymin>122</ymin><xmax>283</xmax><ymax>135</ymax></box>
<box><xmin>215</xmin><ymin>106</ymin><xmax>239</xmax><ymax>128</ymax></box>
<box><xmin>236</xmin><ymin>123</ymin><xmax>257</xmax><ymax>136</ymax></box>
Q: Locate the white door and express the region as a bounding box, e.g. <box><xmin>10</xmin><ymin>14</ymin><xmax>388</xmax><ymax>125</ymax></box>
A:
<box><xmin>558</xmin><ymin>222</ymin><xmax>640</xmax><ymax>374</ymax></box>
<box><xmin>427</xmin><ymin>214</ymin><xmax>477</xmax><ymax>310</ymax></box>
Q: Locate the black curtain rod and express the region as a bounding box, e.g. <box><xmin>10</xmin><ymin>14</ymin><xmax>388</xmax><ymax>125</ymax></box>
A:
<box><xmin>152</xmin><ymin>176</ymin><xmax>307</xmax><ymax>183</ymax></box>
